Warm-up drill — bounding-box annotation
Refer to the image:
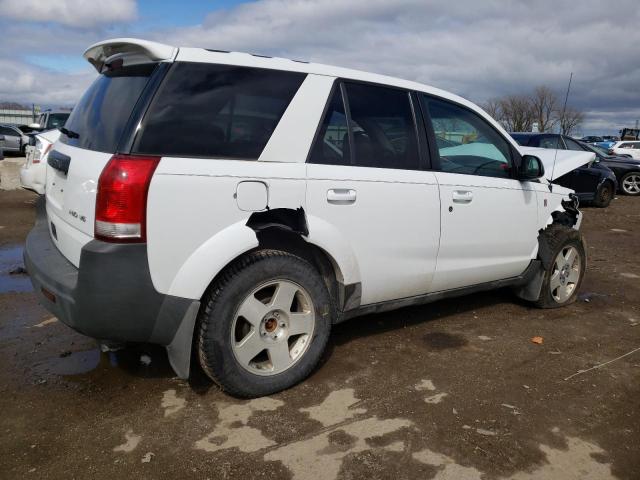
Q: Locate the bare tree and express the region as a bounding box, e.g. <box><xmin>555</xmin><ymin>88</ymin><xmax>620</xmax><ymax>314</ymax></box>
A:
<box><xmin>482</xmin><ymin>98</ymin><xmax>502</xmax><ymax>122</ymax></box>
<box><xmin>498</xmin><ymin>94</ymin><xmax>533</xmax><ymax>132</ymax></box>
<box><xmin>530</xmin><ymin>86</ymin><xmax>558</xmax><ymax>132</ymax></box>
<box><xmin>558</xmin><ymin>106</ymin><xmax>584</xmax><ymax>136</ymax></box>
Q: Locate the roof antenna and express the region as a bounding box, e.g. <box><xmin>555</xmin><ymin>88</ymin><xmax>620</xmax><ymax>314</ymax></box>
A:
<box><xmin>550</xmin><ymin>71</ymin><xmax>573</xmax><ymax>191</ymax></box>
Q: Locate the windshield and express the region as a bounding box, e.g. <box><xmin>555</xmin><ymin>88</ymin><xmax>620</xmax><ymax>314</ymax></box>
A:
<box><xmin>47</xmin><ymin>113</ymin><xmax>70</xmax><ymax>129</ymax></box>
<box><xmin>582</xmin><ymin>142</ymin><xmax>613</xmax><ymax>159</ymax></box>
<box><xmin>60</xmin><ymin>63</ymin><xmax>157</xmax><ymax>153</ymax></box>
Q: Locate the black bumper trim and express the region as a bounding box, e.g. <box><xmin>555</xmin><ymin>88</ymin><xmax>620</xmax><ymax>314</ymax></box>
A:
<box><xmin>24</xmin><ymin>197</ymin><xmax>198</xmax><ymax>346</ymax></box>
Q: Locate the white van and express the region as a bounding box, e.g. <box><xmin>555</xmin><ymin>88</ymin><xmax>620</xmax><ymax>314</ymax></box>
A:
<box><xmin>25</xmin><ymin>38</ymin><xmax>591</xmax><ymax>397</ymax></box>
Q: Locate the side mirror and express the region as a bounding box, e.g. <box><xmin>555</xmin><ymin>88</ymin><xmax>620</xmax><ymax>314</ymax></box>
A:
<box><xmin>519</xmin><ymin>155</ymin><xmax>545</xmax><ymax>180</ymax></box>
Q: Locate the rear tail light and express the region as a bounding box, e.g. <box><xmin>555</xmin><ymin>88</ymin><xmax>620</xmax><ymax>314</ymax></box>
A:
<box><xmin>95</xmin><ymin>154</ymin><xmax>160</xmax><ymax>243</ymax></box>
<box><xmin>34</xmin><ymin>143</ymin><xmax>53</xmax><ymax>164</ymax></box>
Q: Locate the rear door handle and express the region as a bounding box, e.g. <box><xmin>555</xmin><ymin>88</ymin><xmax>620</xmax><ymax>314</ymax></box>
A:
<box><xmin>327</xmin><ymin>188</ymin><xmax>356</xmax><ymax>204</ymax></box>
<box><xmin>452</xmin><ymin>190</ymin><xmax>473</xmax><ymax>203</ymax></box>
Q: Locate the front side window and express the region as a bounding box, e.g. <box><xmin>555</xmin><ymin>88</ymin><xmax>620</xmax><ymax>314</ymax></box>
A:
<box><xmin>133</xmin><ymin>63</ymin><xmax>305</xmax><ymax>159</ymax></box>
<box><xmin>309</xmin><ymin>88</ymin><xmax>349</xmax><ymax>165</ymax></box>
<box><xmin>345</xmin><ymin>83</ymin><xmax>419</xmax><ymax>170</ymax></box>
<box><xmin>424</xmin><ymin>96</ymin><xmax>513</xmax><ymax>178</ymax></box>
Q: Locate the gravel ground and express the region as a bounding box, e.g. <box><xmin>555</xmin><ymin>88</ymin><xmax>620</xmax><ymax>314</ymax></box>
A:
<box><xmin>0</xmin><ymin>189</ymin><xmax>639</xmax><ymax>480</ymax></box>
<box><xmin>0</xmin><ymin>155</ymin><xmax>26</xmax><ymax>191</ymax></box>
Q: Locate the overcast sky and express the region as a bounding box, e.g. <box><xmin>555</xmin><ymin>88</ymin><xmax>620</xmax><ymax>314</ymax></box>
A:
<box><xmin>0</xmin><ymin>0</ymin><xmax>638</xmax><ymax>135</ymax></box>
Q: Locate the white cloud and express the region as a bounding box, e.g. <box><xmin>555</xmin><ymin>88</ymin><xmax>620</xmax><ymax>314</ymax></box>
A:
<box><xmin>0</xmin><ymin>0</ymin><xmax>137</xmax><ymax>27</ymax></box>
<box><xmin>156</xmin><ymin>0</ymin><xmax>640</xmax><ymax>134</ymax></box>
<box><xmin>0</xmin><ymin>0</ymin><xmax>639</xmax><ymax>134</ymax></box>
<box><xmin>0</xmin><ymin>58</ymin><xmax>95</xmax><ymax>106</ymax></box>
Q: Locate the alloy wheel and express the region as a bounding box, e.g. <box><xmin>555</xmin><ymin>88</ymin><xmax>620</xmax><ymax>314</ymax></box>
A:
<box><xmin>231</xmin><ymin>280</ymin><xmax>315</xmax><ymax>376</ymax></box>
<box><xmin>549</xmin><ymin>246</ymin><xmax>581</xmax><ymax>303</ymax></box>
<box><xmin>622</xmin><ymin>174</ymin><xmax>640</xmax><ymax>195</ymax></box>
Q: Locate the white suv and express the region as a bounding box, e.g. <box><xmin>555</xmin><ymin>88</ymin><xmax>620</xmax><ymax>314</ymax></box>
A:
<box><xmin>25</xmin><ymin>39</ymin><xmax>591</xmax><ymax>397</ymax></box>
<box><xmin>610</xmin><ymin>140</ymin><xmax>640</xmax><ymax>160</ymax></box>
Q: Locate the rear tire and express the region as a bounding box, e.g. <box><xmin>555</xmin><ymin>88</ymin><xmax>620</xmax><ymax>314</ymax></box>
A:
<box><xmin>197</xmin><ymin>250</ymin><xmax>333</xmax><ymax>398</ymax></box>
<box><xmin>533</xmin><ymin>225</ymin><xmax>586</xmax><ymax>309</ymax></box>
<box><xmin>592</xmin><ymin>181</ymin><xmax>613</xmax><ymax>208</ymax></box>
<box><xmin>620</xmin><ymin>172</ymin><xmax>640</xmax><ymax>196</ymax></box>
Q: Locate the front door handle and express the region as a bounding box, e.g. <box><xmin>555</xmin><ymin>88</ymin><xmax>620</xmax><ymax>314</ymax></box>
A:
<box><xmin>452</xmin><ymin>190</ymin><xmax>473</xmax><ymax>203</ymax></box>
<box><xmin>327</xmin><ymin>188</ymin><xmax>356</xmax><ymax>204</ymax></box>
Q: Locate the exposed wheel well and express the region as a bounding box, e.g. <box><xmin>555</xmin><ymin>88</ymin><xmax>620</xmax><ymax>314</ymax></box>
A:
<box><xmin>252</xmin><ymin>227</ymin><xmax>344</xmax><ymax>311</ymax></box>
<box><xmin>201</xmin><ymin>214</ymin><xmax>344</xmax><ymax>312</ymax></box>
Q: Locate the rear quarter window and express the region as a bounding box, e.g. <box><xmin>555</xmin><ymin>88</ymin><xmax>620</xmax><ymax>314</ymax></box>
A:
<box><xmin>132</xmin><ymin>63</ymin><xmax>305</xmax><ymax>159</ymax></box>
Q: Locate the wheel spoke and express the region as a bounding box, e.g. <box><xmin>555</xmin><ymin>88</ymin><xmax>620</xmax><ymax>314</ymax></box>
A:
<box><xmin>549</xmin><ymin>270</ymin><xmax>562</xmax><ymax>291</ymax></box>
<box><xmin>567</xmin><ymin>267</ymin><xmax>580</xmax><ymax>284</ymax></box>
<box><xmin>268</xmin><ymin>342</ymin><xmax>292</xmax><ymax>371</ymax></box>
<box><xmin>237</xmin><ymin>295</ymin><xmax>269</xmax><ymax>326</ymax></box>
<box><xmin>558</xmin><ymin>285</ymin><xmax>570</xmax><ymax>301</ymax></box>
<box><xmin>234</xmin><ymin>330</ymin><xmax>265</xmax><ymax>366</ymax></box>
<box><xmin>564</xmin><ymin>248</ymin><xmax>577</xmax><ymax>265</ymax></box>
<box><xmin>270</xmin><ymin>282</ymin><xmax>298</xmax><ymax>312</ymax></box>
<box><xmin>289</xmin><ymin>311</ymin><xmax>314</xmax><ymax>336</ymax></box>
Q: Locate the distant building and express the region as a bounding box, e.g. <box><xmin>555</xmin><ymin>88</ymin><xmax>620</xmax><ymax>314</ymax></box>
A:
<box><xmin>0</xmin><ymin>104</ymin><xmax>41</xmax><ymax>126</ymax></box>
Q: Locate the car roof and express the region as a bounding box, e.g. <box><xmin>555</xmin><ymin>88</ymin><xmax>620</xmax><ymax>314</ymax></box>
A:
<box><xmin>84</xmin><ymin>38</ymin><xmax>493</xmax><ymax>130</ymax></box>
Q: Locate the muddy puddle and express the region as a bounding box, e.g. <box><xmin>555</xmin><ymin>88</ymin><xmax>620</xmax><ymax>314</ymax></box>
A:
<box><xmin>0</xmin><ymin>244</ymin><xmax>32</xmax><ymax>293</ymax></box>
<box><xmin>34</xmin><ymin>344</ymin><xmax>175</xmax><ymax>379</ymax></box>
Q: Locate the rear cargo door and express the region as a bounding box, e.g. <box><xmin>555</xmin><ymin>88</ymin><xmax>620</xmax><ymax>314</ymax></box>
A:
<box><xmin>45</xmin><ymin>62</ymin><xmax>160</xmax><ymax>266</ymax></box>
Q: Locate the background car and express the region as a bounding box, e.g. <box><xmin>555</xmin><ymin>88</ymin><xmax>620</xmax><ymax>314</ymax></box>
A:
<box><xmin>511</xmin><ymin>132</ymin><xmax>618</xmax><ymax>207</ymax></box>
<box><xmin>579</xmin><ymin>142</ymin><xmax>640</xmax><ymax>196</ymax></box>
<box><xmin>610</xmin><ymin>141</ymin><xmax>640</xmax><ymax>160</ymax></box>
<box><xmin>27</xmin><ymin>109</ymin><xmax>71</xmax><ymax>132</ymax></box>
<box><xmin>0</xmin><ymin>124</ymin><xmax>28</xmax><ymax>155</ymax></box>
<box><xmin>20</xmin><ymin>129</ymin><xmax>59</xmax><ymax>195</ymax></box>
<box><xmin>581</xmin><ymin>135</ymin><xmax>603</xmax><ymax>143</ymax></box>
<box><xmin>0</xmin><ymin>134</ymin><xmax>4</xmax><ymax>160</ymax></box>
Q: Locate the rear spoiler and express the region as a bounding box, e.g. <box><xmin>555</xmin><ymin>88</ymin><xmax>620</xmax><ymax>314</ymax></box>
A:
<box><xmin>83</xmin><ymin>38</ymin><xmax>178</xmax><ymax>73</ymax></box>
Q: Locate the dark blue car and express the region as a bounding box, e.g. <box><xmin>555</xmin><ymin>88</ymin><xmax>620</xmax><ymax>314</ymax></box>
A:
<box><xmin>510</xmin><ymin>133</ymin><xmax>618</xmax><ymax>208</ymax></box>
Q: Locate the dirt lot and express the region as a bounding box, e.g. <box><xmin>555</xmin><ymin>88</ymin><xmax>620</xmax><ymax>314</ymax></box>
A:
<box><xmin>1</xmin><ymin>188</ymin><xmax>639</xmax><ymax>479</ymax></box>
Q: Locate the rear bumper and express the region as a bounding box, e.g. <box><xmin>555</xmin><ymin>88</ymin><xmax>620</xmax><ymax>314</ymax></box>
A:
<box><xmin>19</xmin><ymin>165</ymin><xmax>45</xmax><ymax>195</ymax></box>
<box><xmin>24</xmin><ymin>198</ymin><xmax>199</xmax><ymax>348</ymax></box>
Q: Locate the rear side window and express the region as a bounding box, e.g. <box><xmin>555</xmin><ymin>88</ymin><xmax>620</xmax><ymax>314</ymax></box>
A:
<box><xmin>309</xmin><ymin>88</ymin><xmax>350</xmax><ymax>165</ymax></box>
<box><xmin>424</xmin><ymin>96</ymin><xmax>512</xmax><ymax>178</ymax></box>
<box><xmin>345</xmin><ymin>83</ymin><xmax>419</xmax><ymax>170</ymax></box>
<box><xmin>60</xmin><ymin>63</ymin><xmax>157</xmax><ymax>153</ymax></box>
<box><xmin>133</xmin><ymin>63</ymin><xmax>305</xmax><ymax>159</ymax></box>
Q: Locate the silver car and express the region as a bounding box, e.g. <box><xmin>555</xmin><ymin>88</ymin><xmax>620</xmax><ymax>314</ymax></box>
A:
<box><xmin>0</xmin><ymin>124</ymin><xmax>28</xmax><ymax>154</ymax></box>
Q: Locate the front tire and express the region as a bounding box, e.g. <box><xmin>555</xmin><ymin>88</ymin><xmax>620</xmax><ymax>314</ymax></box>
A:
<box><xmin>197</xmin><ymin>250</ymin><xmax>333</xmax><ymax>397</ymax></box>
<box><xmin>533</xmin><ymin>225</ymin><xmax>586</xmax><ymax>309</ymax></box>
<box><xmin>592</xmin><ymin>181</ymin><xmax>614</xmax><ymax>208</ymax></box>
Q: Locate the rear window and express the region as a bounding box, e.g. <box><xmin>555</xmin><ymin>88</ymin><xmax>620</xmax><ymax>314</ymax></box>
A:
<box><xmin>60</xmin><ymin>64</ymin><xmax>157</xmax><ymax>153</ymax></box>
<box><xmin>132</xmin><ymin>63</ymin><xmax>306</xmax><ymax>159</ymax></box>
